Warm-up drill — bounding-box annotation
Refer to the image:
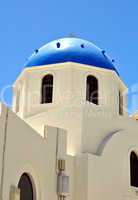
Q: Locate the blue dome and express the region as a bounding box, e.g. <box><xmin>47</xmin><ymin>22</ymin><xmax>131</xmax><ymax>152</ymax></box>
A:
<box><xmin>25</xmin><ymin>38</ymin><xmax>118</xmax><ymax>74</ymax></box>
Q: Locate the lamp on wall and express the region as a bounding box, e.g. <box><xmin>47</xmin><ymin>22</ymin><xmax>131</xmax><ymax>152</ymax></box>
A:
<box><xmin>57</xmin><ymin>159</ymin><xmax>69</xmax><ymax>200</ymax></box>
<box><xmin>10</xmin><ymin>186</ymin><xmax>20</xmax><ymax>200</ymax></box>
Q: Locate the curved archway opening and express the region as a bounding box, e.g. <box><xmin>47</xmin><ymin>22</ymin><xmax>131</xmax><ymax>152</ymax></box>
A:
<box><xmin>130</xmin><ymin>151</ymin><xmax>138</xmax><ymax>187</ymax></box>
<box><xmin>18</xmin><ymin>173</ymin><xmax>34</xmax><ymax>200</ymax></box>
<box><xmin>41</xmin><ymin>74</ymin><xmax>53</xmax><ymax>104</ymax></box>
<box><xmin>119</xmin><ymin>91</ymin><xmax>123</xmax><ymax>115</ymax></box>
<box><xmin>86</xmin><ymin>75</ymin><xmax>98</xmax><ymax>105</ymax></box>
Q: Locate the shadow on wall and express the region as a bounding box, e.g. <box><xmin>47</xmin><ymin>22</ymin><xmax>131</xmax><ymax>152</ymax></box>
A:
<box><xmin>96</xmin><ymin>129</ymin><xmax>124</xmax><ymax>155</ymax></box>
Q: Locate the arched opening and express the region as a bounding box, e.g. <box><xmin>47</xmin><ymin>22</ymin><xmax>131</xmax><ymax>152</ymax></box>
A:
<box><xmin>15</xmin><ymin>89</ymin><xmax>20</xmax><ymax>113</ymax></box>
<box><xmin>18</xmin><ymin>173</ymin><xmax>34</xmax><ymax>200</ymax></box>
<box><xmin>86</xmin><ymin>75</ymin><xmax>98</xmax><ymax>105</ymax></box>
<box><xmin>130</xmin><ymin>151</ymin><xmax>138</xmax><ymax>187</ymax></box>
<box><xmin>119</xmin><ymin>91</ymin><xmax>123</xmax><ymax>115</ymax></box>
<box><xmin>41</xmin><ymin>74</ymin><xmax>53</xmax><ymax>104</ymax></box>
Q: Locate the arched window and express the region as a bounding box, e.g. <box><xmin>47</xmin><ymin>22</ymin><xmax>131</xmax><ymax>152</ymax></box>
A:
<box><xmin>130</xmin><ymin>152</ymin><xmax>138</xmax><ymax>187</ymax></box>
<box><xmin>15</xmin><ymin>89</ymin><xmax>20</xmax><ymax>113</ymax></box>
<box><xmin>86</xmin><ymin>75</ymin><xmax>98</xmax><ymax>105</ymax></box>
<box><xmin>41</xmin><ymin>74</ymin><xmax>53</xmax><ymax>104</ymax></box>
<box><xmin>119</xmin><ymin>91</ymin><xmax>123</xmax><ymax>115</ymax></box>
<box><xmin>18</xmin><ymin>173</ymin><xmax>34</xmax><ymax>200</ymax></box>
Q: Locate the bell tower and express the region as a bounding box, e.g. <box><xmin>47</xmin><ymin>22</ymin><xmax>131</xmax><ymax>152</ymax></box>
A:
<box><xmin>12</xmin><ymin>38</ymin><xmax>128</xmax><ymax>155</ymax></box>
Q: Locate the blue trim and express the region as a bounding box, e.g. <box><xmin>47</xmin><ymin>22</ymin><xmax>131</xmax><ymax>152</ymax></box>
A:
<box><xmin>25</xmin><ymin>38</ymin><xmax>119</xmax><ymax>75</ymax></box>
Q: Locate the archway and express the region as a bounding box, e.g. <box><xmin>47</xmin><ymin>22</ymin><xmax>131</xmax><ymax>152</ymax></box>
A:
<box><xmin>18</xmin><ymin>173</ymin><xmax>34</xmax><ymax>200</ymax></box>
<box><xmin>86</xmin><ymin>75</ymin><xmax>98</xmax><ymax>105</ymax></box>
<box><xmin>130</xmin><ymin>151</ymin><xmax>138</xmax><ymax>187</ymax></box>
<box><xmin>41</xmin><ymin>74</ymin><xmax>53</xmax><ymax>104</ymax></box>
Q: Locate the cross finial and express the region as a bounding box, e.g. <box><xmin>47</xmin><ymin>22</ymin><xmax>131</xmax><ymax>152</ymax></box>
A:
<box><xmin>68</xmin><ymin>33</ymin><xmax>78</xmax><ymax>38</ymax></box>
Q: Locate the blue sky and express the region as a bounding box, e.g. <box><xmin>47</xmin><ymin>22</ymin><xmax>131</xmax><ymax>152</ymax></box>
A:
<box><xmin>0</xmin><ymin>0</ymin><xmax>138</xmax><ymax>113</ymax></box>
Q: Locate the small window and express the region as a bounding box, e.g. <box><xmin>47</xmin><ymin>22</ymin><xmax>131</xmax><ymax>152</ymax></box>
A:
<box><xmin>119</xmin><ymin>91</ymin><xmax>123</xmax><ymax>115</ymax></box>
<box><xmin>41</xmin><ymin>74</ymin><xmax>53</xmax><ymax>104</ymax></box>
<box><xmin>86</xmin><ymin>75</ymin><xmax>98</xmax><ymax>105</ymax></box>
<box><xmin>130</xmin><ymin>152</ymin><xmax>138</xmax><ymax>187</ymax></box>
<box><xmin>18</xmin><ymin>173</ymin><xmax>34</xmax><ymax>200</ymax></box>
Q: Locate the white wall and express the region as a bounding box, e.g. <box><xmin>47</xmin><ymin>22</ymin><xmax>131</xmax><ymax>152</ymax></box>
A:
<box><xmin>0</xmin><ymin>104</ymin><xmax>75</xmax><ymax>200</ymax></box>
<box><xmin>87</xmin><ymin>128</ymin><xmax>138</xmax><ymax>200</ymax></box>
<box><xmin>10</xmin><ymin>62</ymin><xmax>138</xmax><ymax>200</ymax></box>
<box><xmin>13</xmin><ymin>62</ymin><xmax>127</xmax><ymax>155</ymax></box>
<box><xmin>13</xmin><ymin>62</ymin><xmax>127</xmax><ymax>118</ymax></box>
<box><xmin>82</xmin><ymin>107</ymin><xmax>138</xmax><ymax>154</ymax></box>
<box><xmin>73</xmin><ymin>127</ymin><xmax>138</xmax><ymax>200</ymax></box>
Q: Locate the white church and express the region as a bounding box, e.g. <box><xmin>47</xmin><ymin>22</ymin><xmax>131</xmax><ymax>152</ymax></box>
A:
<box><xmin>0</xmin><ymin>37</ymin><xmax>138</xmax><ymax>200</ymax></box>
